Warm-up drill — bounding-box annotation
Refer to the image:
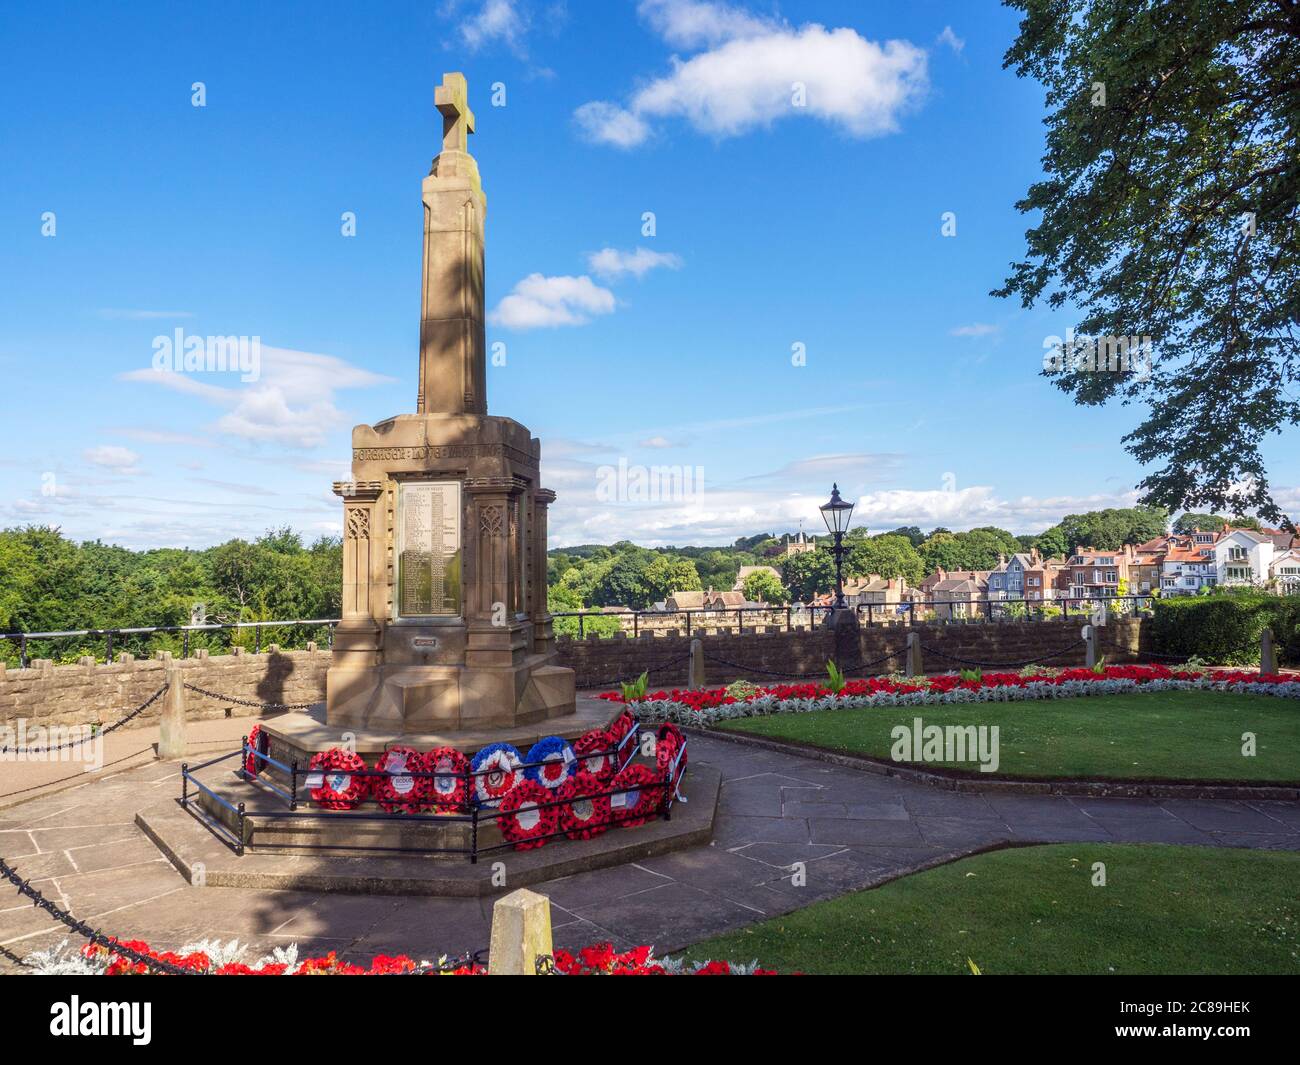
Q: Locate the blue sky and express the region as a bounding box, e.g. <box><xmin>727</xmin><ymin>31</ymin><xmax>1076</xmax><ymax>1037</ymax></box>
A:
<box><xmin>2</xmin><ymin>0</ymin><xmax>1296</xmax><ymax>550</ymax></box>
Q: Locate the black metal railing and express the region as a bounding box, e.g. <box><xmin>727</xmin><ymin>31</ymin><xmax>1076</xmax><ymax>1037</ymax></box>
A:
<box><xmin>552</xmin><ymin>595</ymin><xmax>1156</xmax><ymax>636</ymax></box>
<box><xmin>181</xmin><ymin>721</ymin><xmax>687</xmax><ymax>861</ymax></box>
<box><xmin>2</xmin><ymin>595</ymin><xmax>1159</xmax><ymax>667</ymax></box>
<box><xmin>0</xmin><ymin>619</ymin><xmax>338</xmax><ymax>669</ymax></box>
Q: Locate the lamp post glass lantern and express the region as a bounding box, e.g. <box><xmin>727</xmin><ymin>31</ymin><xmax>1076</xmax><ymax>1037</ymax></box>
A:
<box><xmin>819</xmin><ymin>483</ymin><xmax>855</xmax><ymax>609</ymax></box>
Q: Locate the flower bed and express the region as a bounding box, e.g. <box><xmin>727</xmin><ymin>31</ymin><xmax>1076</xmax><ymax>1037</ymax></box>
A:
<box><xmin>598</xmin><ymin>665</ymin><xmax>1300</xmax><ymax>727</ymax></box>
<box><xmin>25</xmin><ymin>938</ymin><xmax>776</xmax><ymax>976</ymax></box>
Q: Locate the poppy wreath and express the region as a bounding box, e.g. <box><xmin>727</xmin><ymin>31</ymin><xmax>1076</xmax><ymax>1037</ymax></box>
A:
<box><xmin>423</xmin><ymin>746</ymin><xmax>469</xmax><ymax>813</ymax></box>
<box><xmin>655</xmin><ymin>723</ymin><xmax>687</xmax><ymax>785</ymax></box>
<box><xmin>243</xmin><ymin>724</ymin><xmax>269</xmax><ymax>776</ymax></box>
<box><xmin>524</xmin><ymin>736</ymin><xmax>576</xmax><ymax>791</ymax></box>
<box><xmin>496</xmin><ymin>780</ymin><xmax>559</xmax><ymax>850</ymax></box>
<box><xmin>573</xmin><ymin>728</ymin><xmax>616</xmax><ymax>781</ymax></box>
<box><xmin>609</xmin><ymin>764</ymin><xmax>662</xmax><ymax>828</ymax></box>
<box><xmin>470</xmin><ymin>742</ymin><xmax>523</xmax><ymax>808</ymax></box>
<box><xmin>556</xmin><ymin>770</ymin><xmax>612</xmax><ymax>840</ymax></box>
<box><xmin>372</xmin><ymin>746</ymin><xmax>428</xmax><ymax>814</ymax></box>
<box><xmin>607</xmin><ymin>710</ymin><xmax>638</xmax><ymax>770</ymax></box>
<box><xmin>307</xmin><ymin>748</ymin><xmax>369</xmax><ymax>810</ymax></box>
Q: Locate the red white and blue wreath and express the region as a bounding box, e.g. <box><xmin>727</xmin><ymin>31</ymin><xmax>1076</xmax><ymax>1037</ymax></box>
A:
<box><xmin>423</xmin><ymin>746</ymin><xmax>469</xmax><ymax>813</ymax></box>
<box><xmin>471</xmin><ymin>742</ymin><xmax>522</xmax><ymax>808</ymax></box>
<box><xmin>524</xmin><ymin>736</ymin><xmax>576</xmax><ymax>791</ymax></box>
<box><xmin>373</xmin><ymin>746</ymin><xmax>427</xmax><ymax>814</ymax></box>
<box><xmin>557</xmin><ymin>770</ymin><xmax>612</xmax><ymax>840</ymax></box>
<box><xmin>573</xmin><ymin>728</ymin><xmax>616</xmax><ymax>781</ymax></box>
<box><xmin>243</xmin><ymin>724</ymin><xmax>269</xmax><ymax>776</ymax></box>
<box><xmin>608</xmin><ymin>764</ymin><xmax>662</xmax><ymax>828</ymax></box>
<box><xmin>497</xmin><ymin>780</ymin><xmax>559</xmax><ymax>850</ymax></box>
<box><xmin>306</xmin><ymin>747</ymin><xmax>369</xmax><ymax>810</ymax></box>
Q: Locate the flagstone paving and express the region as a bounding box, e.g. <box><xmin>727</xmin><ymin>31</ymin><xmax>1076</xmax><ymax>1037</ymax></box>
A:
<box><xmin>2</xmin><ymin>734</ymin><xmax>1298</xmax><ymax>972</ymax></box>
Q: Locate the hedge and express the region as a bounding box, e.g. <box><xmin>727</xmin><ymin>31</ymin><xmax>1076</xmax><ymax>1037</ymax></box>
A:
<box><xmin>1150</xmin><ymin>592</ymin><xmax>1300</xmax><ymax>666</ymax></box>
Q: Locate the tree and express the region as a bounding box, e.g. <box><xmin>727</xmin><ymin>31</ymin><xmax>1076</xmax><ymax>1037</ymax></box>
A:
<box><xmin>882</xmin><ymin>526</ymin><xmax>925</xmax><ymax>547</ymax></box>
<box><xmin>919</xmin><ymin>532</ymin><xmax>968</xmax><ymax>574</ymax></box>
<box><xmin>588</xmin><ymin>552</ymin><xmax>653</xmax><ymax>610</ymax></box>
<box><xmin>781</xmin><ymin>550</ymin><xmax>835</xmax><ymax>601</ymax></box>
<box><xmin>1032</xmin><ymin>525</ymin><xmax>1070</xmax><ymax>559</ymax></box>
<box><xmin>996</xmin><ymin>0</ymin><xmax>1300</xmax><ymax>525</ymax></box>
<box><xmin>742</xmin><ymin>569</ymin><xmax>789</xmax><ymax>605</ymax></box>
<box><xmin>1057</xmin><ymin>507</ymin><xmax>1169</xmax><ymax>550</ymax></box>
<box><xmin>846</xmin><ymin>535</ymin><xmax>925</xmax><ymax>586</ymax></box>
<box><xmin>1173</xmin><ymin>512</ymin><xmax>1231</xmax><ymax>534</ymax></box>
<box><xmin>643</xmin><ymin>555</ymin><xmax>701</xmax><ymax>604</ymax></box>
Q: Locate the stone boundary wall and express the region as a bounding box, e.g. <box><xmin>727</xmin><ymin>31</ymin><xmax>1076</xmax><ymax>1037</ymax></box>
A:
<box><xmin>0</xmin><ymin>621</ymin><xmax>1149</xmax><ymax>733</ymax></box>
<box><xmin>0</xmin><ymin>647</ymin><xmax>330</xmax><ymax>733</ymax></box>
<box><xmin>558</xmin><ymin>618</ymin><xmax>1150</xmax><ymax>690</ymax></box>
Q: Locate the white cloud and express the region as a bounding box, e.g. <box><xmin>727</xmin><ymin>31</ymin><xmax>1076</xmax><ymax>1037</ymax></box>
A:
<box><xmin>937</xmin><ymin>26</ymin><xmax>965</xmax><ymax>54</ymax></box>
<box><xmin>950</xmin><ymin>322</ymin><xmax>999</xmax><ymax>337</ymax></box>
<box><xmin>83</xmin><ymin>445</ymin><xmax>141</xmax><ymax>474</ymax></box>
<box><xmin>587</xmin><ymin>247</ymin><xmax>684</xmax><ymax>280</ymax></box>
<box><xmin>576</xmin><ymin>10</ymin><xmax>929</xmax><ymax>148</ymax></box>
<box><xmin>637</xmin><ymin>0</ymin><xmax>777</xmax><ymax>49</ymax></box>
<box><xmin>461</xmin><ymin>0</ymin><xmax>528</xmax><ymax>54</ymax></box>
<box><xmin>573</xmin><ymin>101</ymin><xmax>652</xmax><ymax>149</ymax></box>
<box><xmin>488</xmin><ymin>273</ymin><xmax>617</xmax><ymax>329</ymax></box>
<box><xmin>639</xmin><ymin>435</ymin><xmax>677</xmax><ymax>449</ymax></box>
<box><xmin>120</xmin><ymin>346</ymin><xmax>393</xmax><ymax>449</ymax></box>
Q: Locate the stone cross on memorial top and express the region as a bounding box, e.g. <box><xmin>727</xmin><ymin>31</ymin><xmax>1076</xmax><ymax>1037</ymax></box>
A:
<box><xmin>435</xmin><ymin>72</ymin><xmax>475</xmax><ymax>153</ymax></box>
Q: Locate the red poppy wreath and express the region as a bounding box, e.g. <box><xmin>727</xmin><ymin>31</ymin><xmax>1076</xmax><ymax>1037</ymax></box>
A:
<box><xmin>655</xmin><ymin>723</ymin><xmax>687</xmax><ymax>786</ymax></box>
<box><xmin>496</xmin><ymin>780</ymin><xmax>559</xmax><ymax>850</ymax></box>
<box><xmin>423</xmin><ymin>746</ymin><xmax>469</xmax><ymax>814</ymax></box>
<box><xmin>557</xmin><ymin>770</ymin><xmax>612</xmax><ymax>840</ymax></box>
<box><xmin>243</xmin><ymin>724</ymin><xmax>269</xmax><ymax>776</ymax></box>
<box><xmin>372</xmin><ymin>746</ymin><xmax>427</xmax><ymax>814</ymax></box>
<box><xmin>573</xmin><ymin>728</ymin><xmax>617</xmax><ymax>781</ymax></box>
<box><xmin>307</xmin><ymin>748</ymin><xmax>369</xmax><ymax>810</ymax></box>
<box><xmin>608</xmin><ymin>764</ymin><xmax>662</xmax><ymax>828</ymax></box>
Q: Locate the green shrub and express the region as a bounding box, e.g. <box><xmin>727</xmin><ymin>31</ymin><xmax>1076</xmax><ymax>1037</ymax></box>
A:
<box><xmin>1150</xmin><ymin>591</ymin><xmax>1300</xmax><ymax>666</ymax></box>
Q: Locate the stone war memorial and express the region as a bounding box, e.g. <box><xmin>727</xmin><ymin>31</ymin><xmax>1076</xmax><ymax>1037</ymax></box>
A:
<box><xmin>267</xmin><ymin>73</ymin><xmax>587</xmax><ymax>763</ymax></box>
<box><xmin>141</xmin><ymin>74</ymin><xmax>712</xmax><ymax>892</ymax></box>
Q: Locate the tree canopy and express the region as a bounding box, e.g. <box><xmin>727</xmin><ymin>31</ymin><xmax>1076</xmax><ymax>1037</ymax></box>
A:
<box><xmin>997</xmin><ymin>0</ymin><xmax>1299</xmax><ymax>525</ymax></box>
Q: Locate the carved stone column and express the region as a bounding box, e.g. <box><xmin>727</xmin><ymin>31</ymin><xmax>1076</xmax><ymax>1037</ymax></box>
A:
<box><xmin>328</xmin><ymin>480</ymin><xmax>383</xmax><ymax>683</ymax></box>
<box><xmin>464</xmin><ymin>478</ymin><xmax>526</xmax><ymax>670</ymax></box>
<box><xmin>531</xmin><ymin>489</ymin><xmax>556</xmax><ymax>658</ymax></box>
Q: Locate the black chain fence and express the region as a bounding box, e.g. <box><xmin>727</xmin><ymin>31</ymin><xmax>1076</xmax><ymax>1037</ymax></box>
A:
<box><xmin>919</xmin><ymin>639</ymin><xmax>1087</xmax><ymax>671</ymax></box>
<box><xmin>182</xmin><ymin>683</ymin><xmax>317</xmax><ymax>712</ymax></box>
<box><xmin>0</xmin><ymin>685</ymin><xmax>169</xmax><ymax>757</ymax></box>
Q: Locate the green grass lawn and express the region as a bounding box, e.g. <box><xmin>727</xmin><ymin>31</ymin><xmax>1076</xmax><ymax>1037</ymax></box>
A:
<box><xmin>715</xmin><ymin>689</ymin><xmax>1300</xmax><ymax>781</ymax></box>
<box><xmin>682</xmin><ymin>844</ymin><xmax>1300</xmax><ymax>974</ymax></box>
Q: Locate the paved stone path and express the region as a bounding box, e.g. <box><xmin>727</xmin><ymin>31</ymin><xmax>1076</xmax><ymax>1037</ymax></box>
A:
<box><xmin>2</xmin><ymin>734</ymin><xmax>1298</xmax><ymax>971</ymax></box>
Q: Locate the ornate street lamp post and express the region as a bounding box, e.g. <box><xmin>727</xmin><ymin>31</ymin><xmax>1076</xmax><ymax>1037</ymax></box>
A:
<box><xmin>819</xmin><ymin>483</ymin><xmax>855</xmax><ymax>610</ymax></box>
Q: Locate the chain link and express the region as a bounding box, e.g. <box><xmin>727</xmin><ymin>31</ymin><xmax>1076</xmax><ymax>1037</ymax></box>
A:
<box><xmin>0</xmin><ymin>685</ymin><xmax>168</xmax><ymax>756</ymax></box>
<box><xmin>182</xmin><ymin>683</ymin><xmax>317</xmax><ymax>711</ymax></box>
<box><xmin>919</xmin><ymin>639</ymin><xmax>1086</xmax><ymax>670</ymax></box>
<box><xmin>0</xmin><ymin>855</ymin><xmax>200</xmax><ymax>975</ymax></box>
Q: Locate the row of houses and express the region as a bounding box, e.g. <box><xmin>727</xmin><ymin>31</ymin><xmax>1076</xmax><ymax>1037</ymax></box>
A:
<box><xmin>905</xmin><ymin>525</ymin><xmax>1299</xmax><ymax>608</ymax></box>
<box><xmin>581</xmin><ymin>525</ymin><xmax>1299</xmax><ymax>628</ymax></box>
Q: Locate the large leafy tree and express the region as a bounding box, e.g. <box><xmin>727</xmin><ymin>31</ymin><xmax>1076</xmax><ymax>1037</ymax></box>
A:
<box><xmin>997</xmin><ymin>0</ymin><xmax>1299</xmax><ymax>524</ymax></box>
<box><xmin>781</xmin><ymin>550</ymin><xmax>836</xmax><ymax>601</ymax></box>
<box><xmin>846</xmin><ymin>535</ymin><xmax>926</xmax><ymax>586</ymax></box>
<box><xmin>742</xmin><ymin>569</ymin><xmax>789</xmax><ymax>605</ymax></box>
